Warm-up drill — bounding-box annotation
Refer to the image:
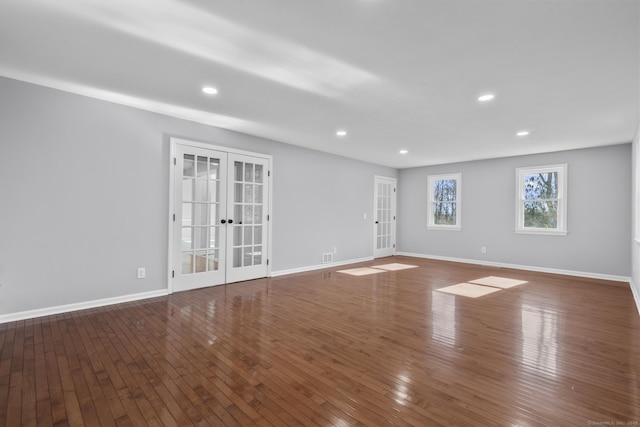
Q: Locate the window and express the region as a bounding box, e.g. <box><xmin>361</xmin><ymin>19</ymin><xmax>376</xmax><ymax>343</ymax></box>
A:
<box><xmin>515</xmin><ymin>164</ymin><xmax>567</xmax><ymax>235</ymax></box>
<box><xmin>427</xmin><ymin>173</ymin><xmax>461</xmax><ymax>230</ymax></box>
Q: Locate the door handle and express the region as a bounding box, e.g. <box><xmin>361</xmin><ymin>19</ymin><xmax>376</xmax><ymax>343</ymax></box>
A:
<box><xmin>375</xmin><ymin>221</ymin><xmax>379</xmax><ymax>224</ymax></box>
<box><xmin>220</xmin><ymin>219</ymin><xmax>226</xmax><ymax>224</ymax></box>
<box><xmin>228</xmin><ymin>219</ymin><xmax>234</xmax><ymax>224</ymax></box>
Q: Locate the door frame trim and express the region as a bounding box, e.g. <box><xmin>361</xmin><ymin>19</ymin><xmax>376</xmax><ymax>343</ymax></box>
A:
<box><xmin>168</xmin><ymin>137</ymin><xmax>273</xmax><ymax>293</ymax></box>
<box><xmin>373</xmin><ymin>175</ymin><xmax>397</xmax><ymax>259</ymax></box>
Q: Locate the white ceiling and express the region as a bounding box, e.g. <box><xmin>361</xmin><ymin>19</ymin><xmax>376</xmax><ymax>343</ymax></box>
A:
<box><xmin>1</xmin><ymin>0</ymin><xmax>638</xmax><ymax>168</ymax></box>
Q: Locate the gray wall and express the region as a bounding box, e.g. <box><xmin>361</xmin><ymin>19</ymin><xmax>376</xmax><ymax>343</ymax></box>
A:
<box><xmin>0</xmin><ymin>76</ymin><xmax>396</xmax><ymax>316</ymax></box>
<box><xmin>631</xmin><ymin>126</ymin><xmax>640</xmax><ymax>300</ymax></box>
<box><xmin>398</xmin><ymin>144</ymin><xmax>631</xmax><ymax>277</ymax></box>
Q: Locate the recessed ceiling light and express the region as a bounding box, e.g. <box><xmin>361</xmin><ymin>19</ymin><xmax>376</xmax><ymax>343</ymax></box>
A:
<box><xmin>516</xmin><ymin>130</ymin><xmax>530</xmax><ymax>137</ymax></box>
<box><xmin>336</xmin><ymin>130</ymin><xmax>347</xmax><ymax>137</ymax></box>
<box><xmin>202</xmin><ymin>86</ymin><xmax>218</xmax><ymax>95</ymax></box>
<box><xmin>399</xmin><ymin>150</ymin><xmax>408</xmax><ymax>154</ymax></box>
<box><xmin>477</xmin><ymin>94</ymin><xmax>495</xmax><ymax>102</ymax></box>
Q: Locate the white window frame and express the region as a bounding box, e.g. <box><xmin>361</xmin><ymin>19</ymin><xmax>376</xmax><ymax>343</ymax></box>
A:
<box><xmin>427</xmin><ymin>173</ymin><xmax>461</xmax><ymax>231</ymax></box>
<box><xmin>515</xmin><ymin>164</ymin><xmax>567</xmax><ymax>235</ymax></box>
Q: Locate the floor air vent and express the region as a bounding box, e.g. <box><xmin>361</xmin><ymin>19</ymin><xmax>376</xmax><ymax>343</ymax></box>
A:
<box><xmin>322</xmin><ymin>253</ymin><xmax>333</xmax><ymax>264</ymax></box>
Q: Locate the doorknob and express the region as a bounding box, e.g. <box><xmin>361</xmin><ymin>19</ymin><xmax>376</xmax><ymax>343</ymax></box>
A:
<box><xmin>220</xmin><ymin>219</ymin><xmax>226</xmax><ymax>224</ymax></box>
<box><xmin>375</xmin><ymin>221</ymin><xmax>379</xmax><ymax>224</ymax></box>
<box><xmin>228</xmin><ymin>219</ymin><xmax>234</xmax><ymax>224</ymax></box>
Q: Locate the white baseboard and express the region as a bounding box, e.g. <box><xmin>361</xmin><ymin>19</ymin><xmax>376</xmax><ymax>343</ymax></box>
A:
<box><xmin>0</xmin><ymin>289</ymin><xmax>170</xmax><ymax>324</ymax></box>
<box><xmin>630</xmin><ymin>279</ymin><xmax>640</xmax><ymax>317</ymax></box>
<box><xmin>270</xmin><ymin>256</ymin><xmax>375</xmax><ymax>277</ymax></box>
<box><xmin>396</xmin><ymin>252</ymin><xmax>631</xmax><ymax>283</ymax></box>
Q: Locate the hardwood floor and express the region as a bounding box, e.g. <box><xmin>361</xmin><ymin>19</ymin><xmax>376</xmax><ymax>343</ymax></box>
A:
<box><xmin>1</xmin><ymin>256</ymin><xmax>639</xmax><ymax>426</ymax></box>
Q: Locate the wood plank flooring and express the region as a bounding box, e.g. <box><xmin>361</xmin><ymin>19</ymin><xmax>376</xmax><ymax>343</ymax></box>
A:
<box><xmin>1</xmin><ymin>256</ymin><xmax>639</xmax><ymax>426</ymax></box>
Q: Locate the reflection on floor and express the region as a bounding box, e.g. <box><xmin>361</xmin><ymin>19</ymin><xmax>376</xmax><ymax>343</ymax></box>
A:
<box><xmin>370</xmin><ymin>263</ymin><xmax>418</xmax><ymax>271</ymax></box>
<box><xmin>436</xmin><ymin>276</ymin><xmax>528</xmax><ymax>298</ymax></box>
<box><xmin>469</xmin><ymin>276</ymin><xmax>528</xmax><ymax>289</ymax></box>
<box><xmin>435</xmin><ymin>282</ymin><xmax>502</xmax><ymax>298</ymax></box>
<box><xmin>336</xmin><ymin>267</ymin><xmax>385</xmax><ymax>276</ymax></box>
<box><xmin>338</xmin><ymin>263</ymin><xmax>417</xmax><ymax>276</ymax></box>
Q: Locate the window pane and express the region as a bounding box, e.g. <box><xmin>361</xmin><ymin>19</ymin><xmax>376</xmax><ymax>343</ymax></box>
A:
<box><xmin>234</xmin><ymin>204</ymin><xmax>243</xmax><ymax>224</ymax></box>
<box><xmin>183</xmin><ymin>154</ymin><xmax>195</xmax><ymax>177</ymax></box>
<box><xmin>253</xmin><ymin>246</ymin><xmax>262</xmax><ymax>264</ymax></box>
<box><xmin>181</xmin><ymin>228</ymin><xmax>193</xmax><ymax>250</ymax></box>
<box><xmin>234</xmin><ymin>161</ymin><xmax>243</xmax><ymax>182</ymax></box>
<box><xmin>194</xmin><ymin>203</ymin><xmax>208</xmax><ymax>226</ymax></box>
<box><xmin>244</xmin><ymin>247</ymin><xmax>253</xmax><ymax>266</ymax></box>
<box><xmin>195</xmin><ymin>179</ymin><xmax>207</xmax><ymax>202</ymax></box>
<box><xmin>182</xmin><ymin>179</ymin><xmax>194</xmax><ymax>202</ymax></box>
<box><xmin>255</xmin><ymin>185</ymin><xmax>263</xmax><ymax>203</ymax></box>
<box><xmin>234</xmin><ymin>183</ymin><xmax>243</xmax><ymax>203</ymax></box>
<box><xmin>254</xmin><ymin>226</ymin><xmax>263</xmax><ymax>245</ymax></box>
<box><xmin>209</xmin><ymin>226</ymin><xmax>218</xmax><ymax>249</ymax></box>
<box><xmin>433</xmin><ymin>179</ymin><xmax>457</xmax><ymax>202</ymax></box>
<box><xmin>233</xmin><ymin>226</ymin><xmax>242</xmax><ymax>246</ymax></box>
<box><xmin>182</xmin><ymin>203</ymin><xmax>193</xmax><ymax>226</ymax></box>
<box><xmin>209</xmin><ymin>203</ymin><xmax>219</xmax><ymax>225</ymax></box>
<box><xmin>181</xmin><ymin>253</ymin><xmax>193</xmax><ymax>274</ymax></box>
<box><xmin>209</xmin><ymin>158</ymin><xmax>219</xmax><ymax>179</ymax></box>
<box><xmin>253</xmin><ymin>206</ymin><xmax>262</xmax><ymax>224</ymax></box>
<box><xmin>195</xmin><ymin>251</ymin><xmax>207</xmax><ymax>273</ymax></box>
<box><xmin>245</xmin><ymin>163</ymin><xmax>254</xmax><ymax>182</ymax></box>
<box><xmin>197</xmin><ymin>156</ymin><xmax>208</xmax><ymax>178</ymax></box>
<box><xmin>244</xmin><ymin>205</ymin><xmax>253</xmax><ymax>224</ymax></box>
<box><xmin>194</xmin><ymin>227</ymin><xmax>208</xmax><ymax>249</ymax></box>
<box><xmin>433</xmin><ymin>202</ymin><xmax>457</xmax><ymax>225</ymax></box>
<box><xmin>209</xmin><ymin>180</ymin><xmax>219</xmax><ymax>203</ymax></box>
<box><xmin>207</xmin><ymin>251</ymin><xmax>219</xmax><ymax>271</ymax></box>
<box><xmin>244</xmin><ymin>184</ymin><xmax>254</xmax><ymax>203</ymax></box>
<box><xmin>524</xmin><ymin>201</ymin><xmax>558</xmax><ymax>228</ymax></box>
<box><xmin>244</xmin><ymin>226</ymin><xmax>253</xmax><ymax>245</ymax></box>
<box><xmin>233</xmin><ymin>248</ymin><xmax>242</xmax><ymax>268</ymax></box>
<box><xmin>524</xmin><ymin>172</ymin><xmax>558</xmax><ymax>200</ymax></box>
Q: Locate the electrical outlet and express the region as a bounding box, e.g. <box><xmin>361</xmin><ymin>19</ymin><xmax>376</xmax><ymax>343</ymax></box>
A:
<box><xmin>481</xmin><ymin>247</ymin><xmax>487</xmax><ymax>254</ymax></box>
<box><xmin>137</xmin><ymin>268</ymin><xmax>146</xmax><ymax>279</ymax></box>
<box><xmin>333</xmin><ymin>247</ymin><xmax>337</xmax><ymax>254</ymax></box>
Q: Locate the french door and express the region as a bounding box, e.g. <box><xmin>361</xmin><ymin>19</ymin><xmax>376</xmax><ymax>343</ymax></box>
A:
<box><xmin>171</xmin><ymin>142</ymin><xmax>270</xmax><ymax>292</ymax></box>
<box><xmin>373</xmin><ymin>176</ymin><xmax>396</xmax><ymax>258</ymax></box>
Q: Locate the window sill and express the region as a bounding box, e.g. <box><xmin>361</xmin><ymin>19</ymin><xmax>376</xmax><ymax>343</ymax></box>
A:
<box><xmin>515</xmin><ymin>228</ymin><xmax>568</xmax><ymax>236</ymax></box>
<box><xmin>427</xmin><ymin>225</ymin><xmax>462</xmax><ymax>232</ymax></box>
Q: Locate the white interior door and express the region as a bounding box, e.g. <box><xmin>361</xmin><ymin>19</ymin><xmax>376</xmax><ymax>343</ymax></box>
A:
<box><xmin>171</xmin><ymin>142</ymin><xmax>270</xmax><ymax>292</ymax></box>
<box><xmin>225</xmin><ymin>154</ymin><xmax>270</xmax><ymax>283</ymax></box>
<box><xmin>173</xmin><ymin>145</ymin><xmax>228</xmax><ymax>292</ymax></box>
<box><xmin>373</xmin><ymin>176</ymin><xmax>396</xmax><ymax>258</ymax></box>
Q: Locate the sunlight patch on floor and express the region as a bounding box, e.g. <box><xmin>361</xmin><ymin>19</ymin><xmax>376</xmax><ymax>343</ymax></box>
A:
<box><xmin>336</xmin><ymin>267</ymin><xmax>386</xmax><ymax>276</ymax></box>
<box><xmin>469</xmin><ymin>276</ymin><xmax>528</xmax><ymax>289</ymax></box>
<box><xmin>435</xmin><ymin>283</ymin><xmax>502</xmax><ymax>298</ymax></box>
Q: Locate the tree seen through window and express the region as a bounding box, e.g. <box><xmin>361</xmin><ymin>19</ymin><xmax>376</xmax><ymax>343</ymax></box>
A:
<box><xmin>523</xmin><ymin>172</ymin><xmax>558</xmax><ymax>228</ymax></box>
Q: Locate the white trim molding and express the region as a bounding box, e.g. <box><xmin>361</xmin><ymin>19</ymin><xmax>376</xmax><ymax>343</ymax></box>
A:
<box><xmin>397</xmin><ymin>251</ymin><xmax>630</xmax><ymax>283</ymax></box>
<box><xmin>270</xmin><ymin>257</ymin><xmax>374</xmax><ymax>277</ymax></box>
<box><xmin>0</xmin><ymin>289</ymin><xmax>169</xmax><ymax>324</ymax></box>
<box><xmin>631</xmin><ymin>278</ymin><xmax>640</xmax><ymax>318</ymax></box>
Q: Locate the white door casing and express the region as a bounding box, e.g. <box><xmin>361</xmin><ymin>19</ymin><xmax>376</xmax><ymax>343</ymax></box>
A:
<box><xmin>169</xmin><ymin>138</ymin><xmax>271</xmax><ymax>292</ymax></box>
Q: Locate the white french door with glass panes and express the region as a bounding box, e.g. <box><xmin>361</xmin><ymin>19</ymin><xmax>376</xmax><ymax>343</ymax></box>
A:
<box><xmin>226</xmin><ymin>154</ymin><xmax>269</xmax><ymax>283</ymax></box>
<box><xmin>171</xmin><ymin>141</ymin><xmax>270</xmax><ymax>292</ymax></box>
<box><xmin>373</xmin><ymin>176</ymin><xmax>396</xmax><ymax>258</ymax></box>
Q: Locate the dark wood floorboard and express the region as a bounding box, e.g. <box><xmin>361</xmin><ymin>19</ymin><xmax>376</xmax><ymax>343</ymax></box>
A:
<box><xmin>1</xmin><ymin>256</ymin><xmax>639</xmax><ymax>426</ymax></box>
